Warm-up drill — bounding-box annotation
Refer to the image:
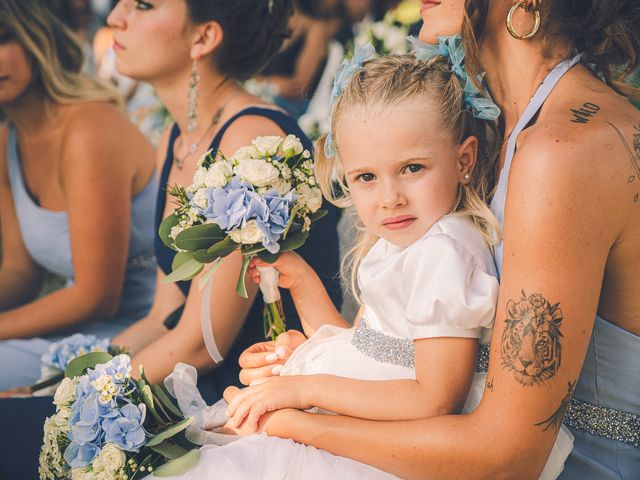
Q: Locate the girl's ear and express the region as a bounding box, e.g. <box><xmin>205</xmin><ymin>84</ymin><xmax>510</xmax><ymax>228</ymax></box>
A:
<box><xmin>190</xmin><ymin>20</ymin><xmax>223</xmax><ymax>60</ymax></box>
<box><xmin>456</xmin><ymin>136</ymin><xmax>478</xmax><ymax>185</ymax></box>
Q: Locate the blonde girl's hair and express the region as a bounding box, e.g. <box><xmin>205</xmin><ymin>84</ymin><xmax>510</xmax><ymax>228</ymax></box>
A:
<box><xmin>0</xmin><ymin>0</ymin><xmax>122</xmax><ymax>112</ymax></box>
<box><xmin>315</xmin><ymin>53</ymin><xmax>503</xmax><ymax>303</ymax></box>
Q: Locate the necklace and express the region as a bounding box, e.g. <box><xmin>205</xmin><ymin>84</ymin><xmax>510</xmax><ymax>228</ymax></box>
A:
<box><xmin>174</xmin><ymin>106</ymin><xmax>224</xmax><ymax>170</ymax></box>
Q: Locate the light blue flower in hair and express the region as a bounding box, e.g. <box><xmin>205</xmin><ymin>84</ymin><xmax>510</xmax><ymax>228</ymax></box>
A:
<box><xmin>409</xmin><ymin>35</ymin><xmax>501</xmax><ymax>121</ymax></box>
<box><xmin>324</xmin><ymin>43</ymin><xmax>376</xmax><ymax>157</ymax></box>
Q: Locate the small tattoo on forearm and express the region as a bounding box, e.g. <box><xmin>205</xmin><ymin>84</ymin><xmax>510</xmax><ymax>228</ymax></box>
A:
<box><xmin>607</xmin><ymin>122</ymin><xmax>640</xmax><ymax>203</ymax></box>
<box><xmin>486</xmin><ymin>378</ymin><xmax>494</xmax><ymax>392</ymax></box>
<box><xmin>570</xmin><ymin>102</ymin><xmax>600</xmax><ymax>123</ymax></box>
<box><xmin>534</xmin><ymin>381</ymin><xmax>576</xmax><ymax>433</ymax></box>
<box><xmin>500</xmin><ymin>291</ymin><xmax>563</xmax><ymax>386</ymax></box>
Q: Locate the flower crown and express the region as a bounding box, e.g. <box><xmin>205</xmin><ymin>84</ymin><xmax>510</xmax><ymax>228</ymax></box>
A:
<box><xmin>324</xmin><ymin>35</ymin><xmax>500</xmax><ymax>157</ymax></box>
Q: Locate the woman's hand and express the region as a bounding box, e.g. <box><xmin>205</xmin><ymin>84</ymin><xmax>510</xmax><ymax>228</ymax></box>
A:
<box><xmin>224</xmin><ymin>376</ymin><xmax>311</xmax><ymax>433</ymax></box>
<box><xmin>238</xmin><ymin>329</ymin><xmax>307</xmax><ymax>386</ymax></box>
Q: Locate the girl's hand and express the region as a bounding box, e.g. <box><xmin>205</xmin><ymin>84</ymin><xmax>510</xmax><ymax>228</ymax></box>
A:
<box><xmin>238</xmin><ymin>329</ymin><xmax>307</xmax><ymax>386</ymax></box>
<box><xmin>224</xmin><ymin>376</ymin><xmax>311</xmax><ymax>433</ymax></box>
<box><xmin>248</xmin><ymin>252</ymin><xmax>311</xmax><ymax>291</ymax></box>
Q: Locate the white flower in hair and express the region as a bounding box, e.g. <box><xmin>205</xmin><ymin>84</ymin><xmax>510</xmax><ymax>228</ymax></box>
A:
<box><xmin>252</xmin><ymin>135</ymin><xmax>282</xmax><ymax>156</ymax></box>
<box><xmin>234</xmin><ymin>159</ymin><xmax>280</xmax><ymax>187</ymax></box>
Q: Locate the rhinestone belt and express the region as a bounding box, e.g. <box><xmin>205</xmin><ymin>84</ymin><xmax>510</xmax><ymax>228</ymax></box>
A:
<box><xmin>564</xmin><ymin>398</ymin><xmax>640</xmax><ymax>448</ymax></box>
<box><xmin>351</xmin><ymin>319</ymin><xmax>490</xmax><ymax>373</ymax></box>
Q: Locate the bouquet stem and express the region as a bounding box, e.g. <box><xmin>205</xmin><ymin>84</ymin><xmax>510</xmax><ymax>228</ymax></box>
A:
<box><xmin>257</xmin><ymin>265</ymin><xmax>286</xmax><ymax>340</ymax></box>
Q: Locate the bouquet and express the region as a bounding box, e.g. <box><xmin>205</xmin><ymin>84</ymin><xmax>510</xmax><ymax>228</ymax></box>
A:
<box><xmin>32</xmin><ymin>334</ymin><xmax>126</xmax><ymax>395</ymax></box>
<box><xmin>159</xmin><ymin>134</ymin><xmax>326</xmax><ymax>341</ymax></box>
<box><xmin>39</xmin><ymin>353</ymin><xmax>199</xmax><ymax>479</ymax></box>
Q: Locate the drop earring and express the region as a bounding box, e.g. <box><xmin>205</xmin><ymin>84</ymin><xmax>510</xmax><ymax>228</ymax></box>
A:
<box><xmin>187</xmin><ymin>59</ymin><xmax>199</xmax><ymax>132</ymax></box>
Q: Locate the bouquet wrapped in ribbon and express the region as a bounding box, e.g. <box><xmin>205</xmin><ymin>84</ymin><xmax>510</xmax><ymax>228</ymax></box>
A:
<box><xmin>39</xmin><ymin>353</ymin><xmax>199</xmax><ymax>479</ymax></box>
<box><xmin>31</xmin><ymin>334</ymin><xmax>126</xmax><ymax>395</ymax></box>
<box><xmin>158</xmin><ymin>134</ymin><xmax>326</xmax><ymax>345</ymax></box>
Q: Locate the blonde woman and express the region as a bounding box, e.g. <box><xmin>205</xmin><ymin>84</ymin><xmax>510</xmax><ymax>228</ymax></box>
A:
<box><xmin>0</xmin><ymin>0</ymin><xmax>156</xmax><ymax>390</ymax></box>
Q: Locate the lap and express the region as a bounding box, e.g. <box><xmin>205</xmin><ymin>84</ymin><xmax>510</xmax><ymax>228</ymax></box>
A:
<box><xmin>0</xmin><ymin>337</ymin><xmax>50</xmax><ymax>390</ymax></box>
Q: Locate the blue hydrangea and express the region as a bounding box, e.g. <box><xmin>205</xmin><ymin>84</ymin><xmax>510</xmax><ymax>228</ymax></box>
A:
<box><xmin>41</xmin><ymin>334</ymin><xmax>111</xmax><ymax>371</ymax></box>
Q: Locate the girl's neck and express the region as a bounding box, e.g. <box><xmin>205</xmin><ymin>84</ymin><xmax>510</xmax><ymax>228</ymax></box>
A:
<box><xmin>477</xmin><ymin>23</ymin><xmax>572</xmax><ymax>135</ymax></box>
<box><xmin>4</xmin><ymin>88</ymin><xmax>56</xmax><ymax>134</ymax></box>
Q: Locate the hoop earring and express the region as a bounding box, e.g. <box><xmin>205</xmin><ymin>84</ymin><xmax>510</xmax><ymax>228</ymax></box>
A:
<box><xmin>187</xmin><ymin>59</ymin><xmax>199</xmax><ymax>132</ymax></box>
<box><xmin>506</xmin><ymin>0</ymin><xmax>541</xmax><ymax>40</ymax></box>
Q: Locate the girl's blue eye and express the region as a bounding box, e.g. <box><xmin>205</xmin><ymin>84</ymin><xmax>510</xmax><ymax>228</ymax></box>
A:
<box><xmin>135</xmin><ymin>0</ymin><xmax>153</xmax><ymax>10</ymax></box>
<box><xmin>404</xmin><ymin>164</ymin><xmax>424</xmax><ymax>174</ymax></box>
<box><xmin>356</xmin><ymin>173</ymin><xmax>375</xmax><ymax>183</ymax></box>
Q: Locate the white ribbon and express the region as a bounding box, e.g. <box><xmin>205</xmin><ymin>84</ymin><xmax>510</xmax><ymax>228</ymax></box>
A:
<box><xmin>164</xmin><ymin>363</ymin><xmax>253</xmax><ymax>445</ymax></box>
<box><xmin>200</xmin><ymin>274</ymin><xmax>224</xmax><ymax>364</ymax></box>
<box><xmin>256</xmin><ymin>265</ymin><xmax>281</xmax><ymax>303</ymax></box>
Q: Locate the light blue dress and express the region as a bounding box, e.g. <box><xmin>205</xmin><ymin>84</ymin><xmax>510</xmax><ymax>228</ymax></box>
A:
<box><xmin>491</xmin><ymin>56</ymin><xmax>640</xmax><ymax>479</ymax></box>
<box><xmin>0</xmin><ymin>125</ymin><xmax>157</xmax><ymax>389</ymax></box>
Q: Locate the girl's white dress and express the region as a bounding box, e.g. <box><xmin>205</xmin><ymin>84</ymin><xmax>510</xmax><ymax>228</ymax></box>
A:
<box><xmin>150</xmin><ymin>215</ymin><xmax>573</xmax><ymax>480</ymax></box>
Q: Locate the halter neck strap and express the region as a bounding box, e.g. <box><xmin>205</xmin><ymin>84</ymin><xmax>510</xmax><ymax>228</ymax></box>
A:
<box><xmin>491</xmin><ymin>53</ymin><xmax>583</xmax><ymax>277</ymax></box>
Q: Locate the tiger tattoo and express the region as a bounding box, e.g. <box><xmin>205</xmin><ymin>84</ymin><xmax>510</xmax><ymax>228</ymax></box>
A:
<box><xmin>500</xmin><ymin>291</ymin><xmax>563</xmax><ymax>386</ymax></box>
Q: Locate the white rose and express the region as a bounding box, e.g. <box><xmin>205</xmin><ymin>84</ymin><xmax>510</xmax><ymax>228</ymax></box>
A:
<box><xmin>297</xmin><ymin>184</ymin><xmax>323</xmax><ymax>212</ymax></box>
<box><xmin>205</xmin><ymin>161</ymin><xmax>232</xmax><ymax>188</ymax></box>
<box><xmin>71</xmin><ymin>468</ymin><xmax>96</xmax><ymax>480</ymax></box>
<box><xmin>282</xmin><ymin>134</ymin><xmax>304</xmax><ymax>156</ymax></box>
<box><xmin>233</xmin><ymin>159</ymin><xmax>280</xmax><ymax>187</ymax></box>
<box><xmin>371</xmin><ymin>22</ymin><xmax>387</xmax><ymax>39</ymax></box>
<box><xmin>230</xmin><ymin>146</ymin><xmax>259</xmax><ymax>163</ymax></box>
<box><xmin>271</xmin><ymin>178</ymin><xmax>292</xmax><ymax>196</ymax></box>
<box><xmin>230</xmin><ymin>220</ymin><xmax>264</xmax><ymax>244</ymax></box>
<box><xmin>53</xmin><ymin>377</ymin><xmax>76</xmax><ymax>407</ymax></box>
<box><xmin>192</xmin><ymin>167</ymin><xmax>207</xmax><ymax>187</ymax></box>
<box><xmin>170</xmin><ymin>224</ymin><xmax>184</xmax><ymax>241</ymax></box>
<box><xmin>98</xmin><ymin>444</ymin><xmax>126</xmax><ymax>474</ymax></box>
<box><xmin>302</xmin><ymin>149</ymin><xmax>311</xmax><ymax>159</ymax></box>
<box><xmin>252</xmin><ymin>136</ymin><xmax>282</xmax><ymax>156</ymax></box>
<box><xmin>192</xmin><ymin>189</ymin><xmax>208</xmax><ymax>209</ymax></box>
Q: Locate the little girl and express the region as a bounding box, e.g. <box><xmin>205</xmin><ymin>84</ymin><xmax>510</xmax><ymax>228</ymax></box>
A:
<box><xmin>152</xmin><ymin>43</ymin><xmax>572</xmax><ymax>480</ymax></box>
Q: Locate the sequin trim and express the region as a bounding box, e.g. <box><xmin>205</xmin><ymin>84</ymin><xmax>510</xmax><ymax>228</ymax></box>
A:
<box><xmin>126</xmin><ymin>248</ymin><xmax>156</xmax><ymax>272</ymax></box>
<box><xmin>351</xmin><ymin>320</ymin><xmax>491</xmax><ymax>372</ymax></box>
<box><xmin>351</xmin><ymin>319</ymin><xmax>415</xmax><ymax>369</ymax></box>
<box><xmin>476</xmin><ymin>344</ymin><xmax>489</xmax><ymax>373</ymax></box>
<box><xmin>564</xmin><ymin>398</ymin><xmax>640</xmax><ymax>448</ymax></box>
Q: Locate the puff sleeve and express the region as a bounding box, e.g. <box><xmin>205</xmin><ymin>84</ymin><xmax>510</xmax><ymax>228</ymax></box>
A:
<box><xmin>401</xmin><ymin>233</ymin><xmax>498</xmax><ymax>340</ymax></box>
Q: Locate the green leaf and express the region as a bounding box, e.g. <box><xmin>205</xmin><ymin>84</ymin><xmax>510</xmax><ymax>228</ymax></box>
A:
<box><xmin>282</xmin><ymin>204</ymin><xmax>301</xmax><ymax>239</ymax></box>
<box><xmin>152</xmin><ymin>449</ymin><xmax>200</xmax><ymax>477</ymax></box>
<box><xmin>141</xmin><ymin>384</ymin><xmax>167</xmax><ymax>426</ymax></box>
<box><xmin>146</xmin><ymin>417</ymin><xmax>194</xmax><ymax>447</ymax></box>
<box><xmin>158</xmin><ymin>214</ymin><xmax>181</xmax><ymax>250</ymax></box>
<box><xmin>193</xmin><ymin>249</ymin><xmax>221</xmax><ymax>264</ymax></box>
<box><xmin>162</xmin><ymin>257</ymin><xmax>204</xmax><ymax>283</ymax></box>
<box><xmin>175</xmin><ymin>223</ymin><xmax>225</xmax><ymax>251</ymax></box>
<box><xmin>235</xmin><ymin>255</ymin><xmax>252</xmax><ymax>298</ymax></box>
<box><xmin>278</xmin><ymin>229</ymin><xmax>309</xmax><ymax>252</ymax></box>
<box><xmin>241</xmin><ymin>243</ymin><xmax>266</xmax><ymax>255</ymax></box>
<box><xmin>151</xmin><ymin>384</ymin><xmax>184</xmax><ymax>420</ymax></box>
<box><xmin>257</xmin><ymin>250</ymin><xmax>279</xmax><ymax>263</ymax></box>
<box><xmin>207</xmin><ymin>236</ymin><xmax>239</xmax><ymax>258</ymax></box>
<box><xmin>64</xmin><ymin>352</ymin><xmax>113</xmax><ymax>379</ymax></box>
<box><xmin>197</xmin><ymin>257</ymin><xmax>223</xmax><ymax>290</ymax></box>
<box><xmin>149</xmin><ymin>441</ymin><xmax>189</xmax><ymax>460</ymax></box>
<box><xmin>309</xmin><ymin>209</ymin><xmax>328</xmax><ymax>223</ymax></box>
